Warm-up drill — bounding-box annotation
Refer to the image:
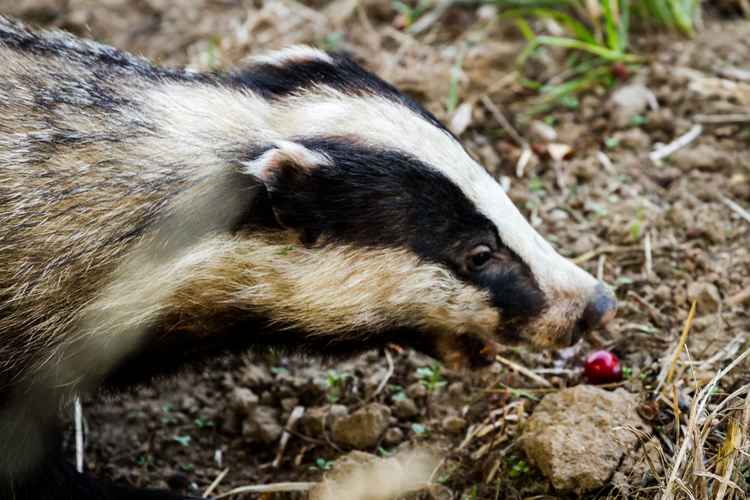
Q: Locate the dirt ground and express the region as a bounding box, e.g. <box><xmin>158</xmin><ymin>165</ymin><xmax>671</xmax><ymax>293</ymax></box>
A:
<box><xmin>2</xmin><ymin>1</ymin><xmax>749</xmax><ymax>498</ymax></box>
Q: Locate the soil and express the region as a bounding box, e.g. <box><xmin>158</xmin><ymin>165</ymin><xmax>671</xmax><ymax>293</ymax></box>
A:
<box><xmin>2</xmin><ymin>1</ymin><xmax>749</xmax><ymax>499</ymax></box>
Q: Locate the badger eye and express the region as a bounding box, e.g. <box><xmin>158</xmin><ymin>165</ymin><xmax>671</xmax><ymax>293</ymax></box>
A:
<box><xmin>467</xmin><ymin>245</ymin><xmax>493</xmax><ymax>272</ymax></box>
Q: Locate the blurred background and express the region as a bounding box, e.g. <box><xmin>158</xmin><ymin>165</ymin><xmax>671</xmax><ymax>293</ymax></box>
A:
<box><xmin>1</xmin><ymin>1</ymin><xmax>748</xmax><ymax>498</ymax></box>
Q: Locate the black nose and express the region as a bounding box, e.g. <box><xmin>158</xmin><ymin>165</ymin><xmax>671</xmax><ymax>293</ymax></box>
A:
<box><xmin>581</xmin><ymin>284</ymin><xmax>617</xmax><ymax>331</ymax></box>
<box><xmin>571</xmin><ymin>284</ymin><xmax>617</xmax><ymax>343</ymax></box>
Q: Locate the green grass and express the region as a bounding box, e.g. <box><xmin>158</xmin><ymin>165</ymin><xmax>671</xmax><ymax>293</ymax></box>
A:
<box><xmin>491</xmin><ymin>0</ymin><xmax>701</xmax><ymax>112</ymax></box>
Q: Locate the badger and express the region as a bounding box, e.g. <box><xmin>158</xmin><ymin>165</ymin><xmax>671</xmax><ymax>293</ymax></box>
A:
<box><xmin>0</xmin><ymin>16</ymin><xmax>616</xmax><ymax>500</ymax></box>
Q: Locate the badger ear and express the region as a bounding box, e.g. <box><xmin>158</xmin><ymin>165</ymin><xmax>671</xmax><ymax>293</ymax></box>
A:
<box><xmin>241</xmin><ymin>140</ymin><xmax>331</xmax><ymax>183</ymax></box>
<box><xmin>240</xmin><ymin>140</ymin><xmax>331</xmax><ymax>241</ymax></box>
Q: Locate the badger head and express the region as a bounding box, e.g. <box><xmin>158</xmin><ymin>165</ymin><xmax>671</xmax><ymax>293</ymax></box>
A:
<box><xmin>145</xmin><ymin>47</ymin><xmax>616</xmax><ymax>369</ymax></box>
<box><xmin>200</xmin><ymin>47</ymin><xmax>617</xmax><ymax>368</ymax></box>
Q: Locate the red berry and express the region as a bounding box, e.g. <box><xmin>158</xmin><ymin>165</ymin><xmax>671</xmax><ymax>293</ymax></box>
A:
<box><xmin>611</xmin><ymin>62</ymin><xmax>630</xmax><ymax>80</ymax></box>
<box><xmin>584</xmin><ymin>350</ymin><xmax>622</xmax><ymax>384</ymax></box>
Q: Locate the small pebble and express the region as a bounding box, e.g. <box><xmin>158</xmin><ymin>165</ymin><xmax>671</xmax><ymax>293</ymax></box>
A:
<box><xmin>442</xmin><ymin>415</ymin><xmax>467</xmax><ymax>434</ymax></box>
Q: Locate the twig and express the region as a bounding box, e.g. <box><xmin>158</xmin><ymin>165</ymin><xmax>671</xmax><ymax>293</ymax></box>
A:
<box><xmin>408</xmin><ymin>0</ymin><xmax>453</xmax><ymax>34</ymax></box>
<box><xmin>213</xmin><ymin>482</ymin><xmax>316</xmax><ymax>498</ymax></box>
<box><xmin>203</xmin><ymin>468</ymin><xmax>229</xmax><ymax>498</ymax></box>
<box><xmin>717</xmin><ymin>66</ymin><xmax>750</xmax><ymax>82</ymax></box>
<box><xmin>572</xmin><ymin>245</ymin><xmax>632</xmax><ymax>265</ymax></box>
<box><xmin>596</xmin><ymin>150</ymin><xmax>616</xmax><ymax>173</ymax></box>
<box><xmin>666</xmin><ymin>301</ymin><xmax>697</xmax><ymax>385</ymax></box>
<box><xmin>273</xmin><ymin>406</ymin><xmax>305</xmax><ymax>468</ymax></box>
<box><xmin>479</xmin><ymin>95</ymin><xmax>532</xmax><ymax>178</ymax></box>
<box><xmin>74</xmin><ymin>397</ymin><xmax>84</xmax><ymax>473</ymax></box>
<box><xmin>643</xmin><ymin>231</ymin><xmax>653</xmax><ymax>279</ymax></box>
<box><xmin>372</xmin><ymin>350</ymin><xmax>395</xmax><ymax>399</ymax></box>
<box><xmin>694</xmin><ymin>113</ymin><xmax>750</xmax><ymax>124</ymax></box>
<box><xmin>718</xmin><ymin>194</ymin><xmax>750</xmax><ymax>225</ymax></box>
<box><xmin>727</xmin><ymin>285</ymin><xmax>750</xmax><ymax>306</ymax></box>
<box><xmin>495</xmin><ymin>355</ymin><xmax>552</xmax><ymax>388</ymax></box>
<box><xmin>649</xmin><ymin>124</ymin><xmax>703</xmax><ymax>163</ymax></box>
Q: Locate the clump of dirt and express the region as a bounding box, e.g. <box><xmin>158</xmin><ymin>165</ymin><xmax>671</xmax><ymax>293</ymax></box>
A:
<box><xmin>4</xmin><ymin>1</ymin><xmax>748</xmax><ymax>499</ymax></box>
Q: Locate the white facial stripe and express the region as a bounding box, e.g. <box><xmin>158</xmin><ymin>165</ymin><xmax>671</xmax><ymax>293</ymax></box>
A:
<box><xmin>145</xmin><ymin>84</ymin><xmax>597</xmax><ymax>298</ymax></box>
<box><xmin>249</xmin><ymin>45</ymin><xmax>333</xmax><ymax>67</ymax></box>
<box><xmin>270</xmin><ymin>91</ymin><xmax>599</xmax><ymax>297</ymax></box>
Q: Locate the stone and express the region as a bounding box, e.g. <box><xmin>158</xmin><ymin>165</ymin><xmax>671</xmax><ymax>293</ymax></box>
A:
<box><xmin>729</xmin><ymin>173</ymin><xmax>750</xmax><ymax>200</ymax></box>
<box><xmin>671</xmin><ymin>144</ymin><xmax>733</xmax><ymax>172</ymax></box>
<box><xmin>329</xmin><ymin>404</ymin><xmax>348</xmax><ymax>419</ymax></box>
<box><xmin>449</xmin><ymin>102</ymin><xmax>473</xmax><ymax>136</ymax></box>
<box><xmin>280</xmin><ymin>397</ymin><xmax>299</xmax><ymax>412</ymax></box>
<box><xmin>687</xmin><ymin>282</ymin><xmax>722</xmax><ymax>313</ymax></box>
<box><xmin>521</xmin><ymin>385</ymin><xmax>649</xmax><ymax>494</ymax></box>
<box><xmin>239</xmin><ymin>364</ymin><xmax>272</xmax><ymax>387</ymax></box>
<box><xmin>382</xmin><ymin>427</ymin><xmax>404</xmax><ymax>446</ymax></box>
<box><xmin>393</xmin><ymin>398</ymin><xmax>419</xmax><ymax>419</ymax></box>
<box><xmin>447</xmin><ymin>382</ymin><xmax>466</xmax><ymax>401</ymax></box>
<box><xmin>301</xmin><ymin>406</ymin><xmax>328</xmax><ymax>437</ymax></box>
<box><xmin>608</xmin><ymin>84</ymin><xmax>656</xmax><ymax>128</ymax></box>
<box><xmin>242</xmin><ymin>405</ymin><xmax>282</xmax><ymax>444</ymax></box>
<box><xmin>308</xmin><ymin>450</ymin><xmax>437</xmax><ymax>500</ymax></box>
<box><xmin>612</xmin><ymin>128</ymin><xmax>651</xmax><ymax>150</ymax></box>
<box><xmin>229</xmin><ymin>387</ymin><xmax>258</xmax><ymax>413</ymax></box>
<box><xmin>406</xmin><ymin>382</ymin><xmax>427</xmax><ymax>399</ymax></box>
<box><xmin>442</xmin><ymin>415</ymin><xmax>467</xmax><ymax>434</ymax></box>
<box><xmin>331</xmin><ymin>403</ymin><xmax>390</xmax><ymax>449</ymax></box>
<box><xmin>611</xmin><ymin>437</ymin><xmax>664</xmax><ymax>496</ymax></box>
<box><xmin>529</xmin><ymin>120</ymin><xmax>557</xmax><ymax>142</ymax></box>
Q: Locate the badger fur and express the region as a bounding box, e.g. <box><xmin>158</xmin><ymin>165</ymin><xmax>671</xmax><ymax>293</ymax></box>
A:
<box><xmin>0</xmin><ymin>16</ymin><xmax>616</xmax><ymax>500</ymax></box>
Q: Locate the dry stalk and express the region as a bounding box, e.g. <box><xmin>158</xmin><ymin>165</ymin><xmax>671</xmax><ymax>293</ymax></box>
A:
<box><xmin>649</xmin><ymin>124</ymin><xmax>703</xmax><ymax>163</ymax></box>
<box><xmin>213</xmin><ymin>482</ymin><xmax>315</xmax><ymax>498</ymax></box>
<box><xmin>495</xmin><ymin>355</ymin><xmax>552</xmax><ymax>388</ymax></box>
<box><xmin>203</xmin><ymin>468</ymin><xmax>229</xmax><ymax>498</ymax></box>
<box><xmin>665</xmin><ymin>301</ymin><xmax>698</xmax><ymax>387</ymax></box>
<box><xmin>661</xmin><ymin>347</ymin><xmax>750</xmax><ymax>500</ymax></box>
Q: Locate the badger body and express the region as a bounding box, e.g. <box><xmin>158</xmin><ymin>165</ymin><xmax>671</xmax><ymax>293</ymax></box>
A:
<box><xmin>0</xmin><ymin>17</ymin><xmax>615</xmax><ymax>500</ymax></box>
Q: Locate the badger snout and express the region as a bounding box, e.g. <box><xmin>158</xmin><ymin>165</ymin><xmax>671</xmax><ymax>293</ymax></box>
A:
<box><xmin>568</xmin><ymin>283</ymin><xmax>617</xmax><ymax>345</ymax></box>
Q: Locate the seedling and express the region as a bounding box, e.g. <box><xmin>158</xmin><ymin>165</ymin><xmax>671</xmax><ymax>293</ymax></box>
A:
<box><xmin>508</xmin><ymin>457</ymin><xmax>530</xmax><ymax>478</ymax></box>
<box><xmin>392</xmin><ymin>0</ymin><xmax>433</xmax><ymax>28</ymax></box>
<box><xmin>326</xmin><ymin>369</ymin><xmax>351</xmax><ymax>403</ymax></box>
<box><xmin>377</xmin><ymin>446</ymin><xmax>396</xmax><ymax>457</ymax></box>
<box><xmin>321</xmin><ymin>32</ymin><xmax>344</xmax><ymax>51</ymax></box>
<box><xmin>315</xmin><ymin>457</ymin><xmax>334</xmax><ymax>471</ymax></box>
<box><xmin>446</xmin><ymin>49</ymin><xmax>465</xmax><ymax>114</ymax></box>
<box><xmin>604</xmin><ymin>136</ymin><xmax>620</xmax><ymax>149</ymax></box>
<box><xmin>411</xmin><ymin>423</ymin><xmax>428</xmax><ymax>436</ymax></box>
<box><xmin>462</xmin><ymin>485</ymin><xmax>479</xmax><ymax>500</ymax></box>
<box><xmin>270</xmin><ymin>366</ymin><xmax>289</xmax><ymax>376</ymax></box>
<box><xmin>630</xmin><ymin>114</ymin><xmax>648</xmax><ymax>126</ymax></box>
<box><xmin>194</xmin><ymin>417</ymin><xmax>214</xmax><ymax>429</ymax></box>
<box><xmin>161</xmin><ymin>404</ymin><xmax>178</xmax><ymax>425</ymax></box>
<box><xmin>173</xmin><ymin>435</ymin><xmax>192</xmax><ymax>447</ymax></box>
<box><xmin>416</xmin><ymin>363</ymin><xmax>446</xmax><ymax>392</ymax></box>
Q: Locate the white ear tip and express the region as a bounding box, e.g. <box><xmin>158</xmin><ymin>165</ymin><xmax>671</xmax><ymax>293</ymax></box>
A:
<box><xmin>272</xmin><ymin>140</ymin><xmax>332</xmax><ymax>168</ymax></box>
<box><xmin>241</xmin><ymin>150</ymin><xmax>277</xmax><ymax>178</ymax></box>
<box><xmin>241</xmin><ymin>141</ymin><xmax>332</xmax><ymax>179</ymax></box>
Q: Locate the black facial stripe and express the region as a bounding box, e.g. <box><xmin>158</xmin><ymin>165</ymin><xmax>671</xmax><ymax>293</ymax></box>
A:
<box><xmin>248</xmin><ymin>137</ymin><xmax>546</xmax><ymax>323</ymax></box>
<box><xmin>228</xmin><ymin>53</ymin><xmax>449</xmax><ymax>133</ymax></box>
